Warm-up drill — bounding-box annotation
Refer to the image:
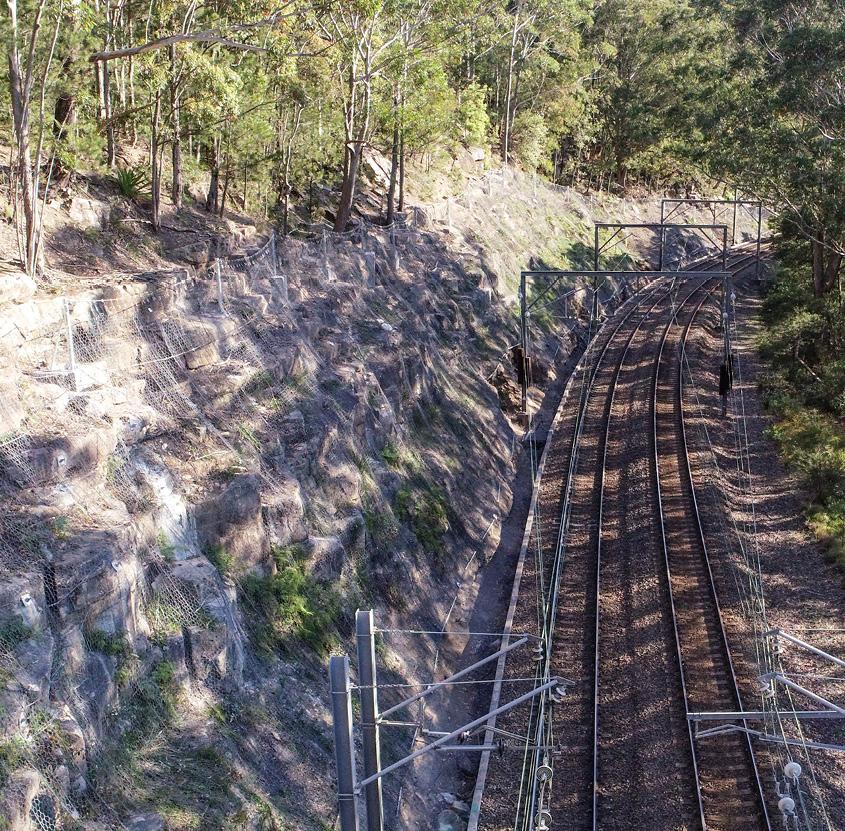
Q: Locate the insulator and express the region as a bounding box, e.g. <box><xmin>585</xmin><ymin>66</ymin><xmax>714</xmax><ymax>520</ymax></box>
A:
<box><xmin>778</xmin><ymin>796</ymin><xmax>795</xmax><ymax>816</ymax></box>
<box><xmin>535</xmin><ymin>809</ymin><xmax>552</xmax><ymax>831</ymax></box>
<box><xmin>536</xmin><ymin>764</ymin><xmax>553</xmax><ymax>784</ymax></box>
<box><xmin>784</xmin><ymin>761</ymin><xmax>802</xmax><ymax>781</ymax></box>
<box><xmin>549</xmin><ymin>688</ymin><xmax>566</xmax><ymax>705</ymax></box>
<box><xmin>496</xmin><ymin>739</ymin><xmax>505</xmax><ymax>757</ymax></box>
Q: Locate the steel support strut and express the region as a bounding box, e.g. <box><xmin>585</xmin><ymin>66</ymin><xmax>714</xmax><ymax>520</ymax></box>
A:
<box><xmin>329</xmin><ymin>656</ymin><xmax>360</xmax><ymax>831</ymax></box>
<box><xmin>377</xmin><ymin>636</ymin><xmax>530</xmax><ymax>721</ymax></box>
<box><xmin>356</xmin><ymin>611</ymin><xmax>383</xmax><ymax>831</ymax></box>
<box><xmin>356</xmin><ymin>677</ymin><xmax>567</xmax><ymax>791</ymax></box>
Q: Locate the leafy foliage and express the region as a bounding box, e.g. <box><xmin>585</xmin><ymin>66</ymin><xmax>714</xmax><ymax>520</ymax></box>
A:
<box><xmin>760</xmin><ymin>238</ymin><xmax>845</xmax><ymax>565</ymax></box>
<box><xmin>241</xmin><ymin>545</ymin><xmax>341</xmax><ymax>656</ymax></box>
<box><xmin>113</xmin><ymin>166</ymin><xmax>149</xmax><ymax>201</ymax></box>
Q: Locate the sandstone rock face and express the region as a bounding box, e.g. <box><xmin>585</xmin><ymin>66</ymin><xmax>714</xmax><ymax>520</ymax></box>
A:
<box><xmin>1</xmin><ymin>170</ymin><xmax>722</xmax><ymax>828</ymax></box>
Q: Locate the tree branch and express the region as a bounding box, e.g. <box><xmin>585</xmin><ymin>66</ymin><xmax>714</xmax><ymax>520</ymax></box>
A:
<box><xmin>90</xmin><ymin>30</ymin><xmax>268</xmax><ymax>61</ymax></box>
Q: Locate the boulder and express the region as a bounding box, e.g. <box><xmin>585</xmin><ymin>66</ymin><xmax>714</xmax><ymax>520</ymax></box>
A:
<box><xmin>0</xmin><ymin>267</ymin><xmax>36</xmax><ymax>305</ymax></box>
<box><xmin>126</xmin><ymin>814</ymin><xmax>165</xmax><ymax>831</ymax></box>
<box><xmin>69</xmin><ymin>197</ymin><xmax>110</xmax><ymax>230</ymax></box>
<box><xmin>266</xmin><ymin>471</ymin><xmax>307</xmax><ymax>547</ymax></box>
<box><xmin>361</xmin><ymin>148</ymin><xmax>391</xmax><ymax>189</ymax></box>
<box><xmin>0</xmin><ymin>769</ymin><xmax>40</xmax><ymax>831</ymax></box>
<box><xmin>184</xmin><ymin>338</ymin><xmax>220</xmax><ymax>370</ymax></box>
<box><xmin>195</xmin><ymin>473</ymin><xmax>267</xmax><ymax>571</ymax></box>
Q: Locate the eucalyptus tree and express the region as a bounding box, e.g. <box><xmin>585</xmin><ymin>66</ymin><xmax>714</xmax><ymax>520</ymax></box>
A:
<box><xmin>3</xmin><ymin>0</ymin><xmax>64</xmax><ymax>278</ymax></box>
<box><xmin>693</xmin><ymin>0</ymin><xmax>845</xmax><ymax>294</ymax></box>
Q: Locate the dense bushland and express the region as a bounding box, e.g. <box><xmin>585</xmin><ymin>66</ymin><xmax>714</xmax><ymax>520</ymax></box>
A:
<box><xmin>760</xmin><ymin>232</ymin><xmax>845</xmax><ymax>563</ymax></box>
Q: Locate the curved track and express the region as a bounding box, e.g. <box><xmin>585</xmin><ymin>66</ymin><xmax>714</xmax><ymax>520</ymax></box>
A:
<box><xmin>478</xmin><ymin>251</ymin><xmax>771</xmax><ymax>831</ymax></box>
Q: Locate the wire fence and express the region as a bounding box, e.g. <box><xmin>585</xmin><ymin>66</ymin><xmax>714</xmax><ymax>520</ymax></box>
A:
<box><xmin>0</xmin><ymin>207</ymin><xmax>477</xmax><ymax>829</ymax></box>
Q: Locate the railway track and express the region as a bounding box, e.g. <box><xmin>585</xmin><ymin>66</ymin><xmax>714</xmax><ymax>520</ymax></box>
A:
<box><xmin>653</xmin><ymin>259</ymin><xmax>771</xmax><ymax>829</ymax></box>
<box><xmin>478</xmin><ymin>250</ymin><xmax>770</xmax><ymax>831</ymax></box>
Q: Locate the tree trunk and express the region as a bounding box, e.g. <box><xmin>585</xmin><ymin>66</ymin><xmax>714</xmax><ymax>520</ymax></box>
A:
<box><xmin>334</xmin><ymin>143</ymin><xmax>362</xmax><ymax>231</ymax></box>
<box><xmin>385</xmin><ymin>86</ymin><xmax>400</xmax><ymax>226</ymax></box>
<box><xmin>502</xmin><ymin>6</ymin><xmax>520</xmax><ymax>162</ymax></box>
<box><xmin>96</xmin><ymin>0</ymin><xmax>116</xmax><ymax>167</ymax></box>
<box><xmin>812</xmin><ymin>235</ymin><xmax>825</xmax><ymax>297</ymax></box>
<box><xmin>170</xmin><ymin>44</ymin><xmax>182</xmax><ymax>208</ymax></box>
<box><xmin>7</xmin><ymin>49</ymin><xmax>38</xmax><ymax>274</ymax></box>
<box><xmin>150</xmin><ymin>91</ymin><xmax>162</xmax><ymax>232</ymax></box>
<box><xmin>205</xmin><ymin>138</ymin><xmax>220</xmax><ymax>213</ymax></box>
<box><xmin>398</xmin><ymin>127</ymin><xmax>405</xmax><ymax>213</ymax></box>
<box><xmin>219</xmin><ymin>151</ymin><xmax>231</xmax><ymax>217</ymax></box>
<box><xmin>53</xmin><ymin>45</ymin><xmax>77</xmax><ymax>139</ymax></box>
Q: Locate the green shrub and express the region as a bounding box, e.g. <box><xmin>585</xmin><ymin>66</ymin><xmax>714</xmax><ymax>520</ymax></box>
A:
<box><xmin>85</xmin><ymin>628</ymin><xmax>130</xmax><ymax>657</ymax></box>
<box><xmin>206</xmin><ymin>544</ymin><xmax>235</xmax><ymax>576</ymax></box>
<box><xmin>51</xmin><ymin>515</ymin><xmax>71</xmax><ymax>541</ymax></box>
<box><xmin>380</xmin><ymin>442</ymin><xmax>401</xmax><ymax>467</ymax></box>
<box><xmin>0</xmin><ymin>618</ymin><xmax>32</xmax><ymax>649</ymax></box>
<box><xmin>241</xmin><ymin>548</ymin><xmax>340</xmax><ymax>656</ymax></box>
<box><xmin>0</xmin><ymin>737</ymin><xmax>26</xmax><ymax>787</ymax></box>
<box><xmin>237</xmin><ymin>424</ymin><xmax>262</xmax><ymax>451</ymax></box>
<box><xmin>457</xmin><ymin>82</ymin><xmax>490</xmax><ymax>147</ymax></box>
<box><xmin>156</xmin><ymin>532</ymin><xmax>176</xmax><ymax>562</ymax></box>
<box><xmin>395</xmin><ymin>486</ymin><xmax>450</xmax><ymax>555</ymax></box>
<box><xmin>113</xmin><ymin>166</ymin><xmax>148</xmax><ymax>200</ymax></box>
<box><xmin>363</xmin><ymin>505</ymin><xmax>399</xmax><ymax>551</ymax></box>
<box><xmin>243</xmin><ymin>370</ymin><xmax>274</xmax><ymax>395</ymax></box>
<box><xmin>759</xmin><ymin>252</ymin><xmax>845</xmax><ymax>565</ymax></box>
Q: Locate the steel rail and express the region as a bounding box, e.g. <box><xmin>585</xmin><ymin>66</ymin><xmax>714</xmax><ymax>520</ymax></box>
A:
<box><xmin>521</xmin><ymin>278</ymin><xmax>672</xmax><ymax>831</ymax></box>
<box><xmin>523</xmin><ymin>251</ymin><xmax>748</xmax><ymax>831</ymax></box>
<box><xmin>527</xmin><ymin>253</ymin><xmax>730</xmax><ymax>829</ymax></box>
<box><xmin>482</xmin><ymin>245</ymin><xmax>766</xmax><ymax>831</ymax></box>
<box><xmin>651</xmin><ymin>251</ymin><xmax>772</xmax><ymax>829</ymax></box>
<box><xmin>517</xmin><ymin>276</ymin><xmax>684</xmax><ymax>818</ymax></box>
<box><xmin>676</xmin><ymin>254</ymin><xmax>772</xmax><ymax>829</ymax></box>
<box><xmin>591</xmin><ymin>272</ymin><xmax>722</xmax><ymax>831</ymax></box>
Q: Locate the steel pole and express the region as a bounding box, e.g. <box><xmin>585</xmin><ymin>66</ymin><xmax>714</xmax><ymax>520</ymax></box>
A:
<box><xmin>732</xmin><ymin>188</ymin><xmax>738</xmax><ymax>245</ymax></box>
<box><xmin>593</xmin><ymin>225</ymin><xmax>599</xmax><ymax>271</ymax></box>
<box><xmin>64</xmin><ymin>298</ymin><xmax>78</xmax><ymax>392</ymax></box>
<box><xmin>658</xmin><ymin>225</ymin><xmax>664</xmax><ymax>272</ymax></box>
<box><xmin>330</xmin><ymin>656</ymin><xmax>360</xmax><ymax>831</ymax></box>
<box><xmin>355</xmin><ymin>611</ymin><xmax>383</xmax><ymax>831</ymax></box>
<box><xmin>520</xmin><ymin>272</ymin><xmax>528</xmax><ymax>416</ymax></box>
<box><xmin>756</xmin><ymin>204</ymin><xmax>762</xmax><ymax>280</ymax></box>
